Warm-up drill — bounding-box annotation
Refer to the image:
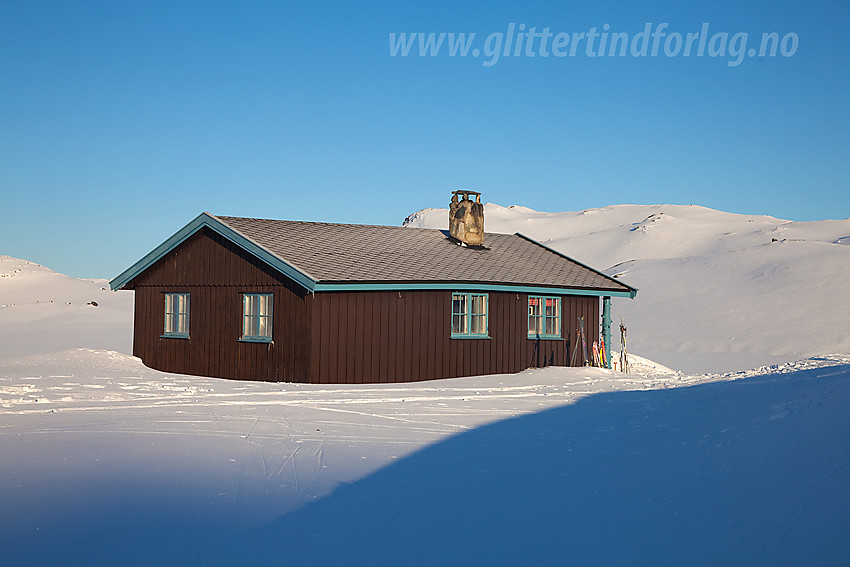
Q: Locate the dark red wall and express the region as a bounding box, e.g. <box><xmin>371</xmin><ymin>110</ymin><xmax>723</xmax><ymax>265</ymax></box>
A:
<box><xmin>307</xmin><ymin>291</ymin><xmax>598</xmax><ymax>384</ymax></box>
<box><xmin>128</xmin><ymin>229</ymin><xmax>600</xmax><ymax>383</ymax></box>
<box><xmin>129</xmin><ymin>228</ymin><xmax>310</xmax><ymax>382</ymax></box>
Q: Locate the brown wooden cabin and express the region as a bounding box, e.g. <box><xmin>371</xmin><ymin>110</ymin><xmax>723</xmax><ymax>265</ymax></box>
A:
<box><xmin>110</xmin><ymin>212</ymin><xmax>636</xmax><ymax>383</ymax></box>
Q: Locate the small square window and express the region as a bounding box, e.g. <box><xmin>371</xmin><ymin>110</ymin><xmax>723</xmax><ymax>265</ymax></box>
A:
<box><xmin>163</xmin><ymin>293</ymin><xmax>190</xmax><ymax>338</ymax></box>
<box><xmin>242</xmin><ymin>293</ymin><xmax>273</xmax><ymax>342</ymax></box>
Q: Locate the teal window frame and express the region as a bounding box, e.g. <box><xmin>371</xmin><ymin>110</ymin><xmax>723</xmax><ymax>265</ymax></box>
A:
<box><xmin>451</xmin><ymin>292</ymin><xmax>489</xmax><ymax>338</ymax></box>
<box><xmin>241</xmin><ymin>293</ymin><xmax>273</xmax><ymax>342</ymax></box>
<box><xmin>528</xmin><ymin>295</ymin><xmax>561</xmax><ymax>339</ymax></box>
<box><xmin>162</xmin><ymin>292</ymin><xmax>190</xmax><ymax>338</ymax></box>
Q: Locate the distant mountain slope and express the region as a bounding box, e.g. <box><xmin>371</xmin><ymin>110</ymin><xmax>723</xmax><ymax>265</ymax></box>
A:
<box><xmin>0</xmin><ymin>256</ymin><xmax>133</xmax><ymax>357</ymax></box>
<box><xmin>3</xmin><ymin>202</ymin><xmax>849</xmax><ymax>374</ymax></box>
<box><xmin>405</xmin><ymin>204</ymin><xmax>850</xmax><ymax>373</ymax></box>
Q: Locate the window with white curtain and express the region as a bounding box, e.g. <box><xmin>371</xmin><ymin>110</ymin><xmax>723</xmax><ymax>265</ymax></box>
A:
<box><xmin>528</xmin><ymin>296</ymin><xmax>561</xmax><ymax>338</ymax></box>
<box><xmin>451</xmin><ymin>292</ymin><xmax>488</xmax><ymax>338</ymax></box>
<box><xmin>242</xmin><ymin>293</ymin><xmax>273</xmax><ymax>342</ymax></box>
<box><xmin>163</xmin><ymin>292</ymin><xmax>190</xmax><ymax>338</ymax></box>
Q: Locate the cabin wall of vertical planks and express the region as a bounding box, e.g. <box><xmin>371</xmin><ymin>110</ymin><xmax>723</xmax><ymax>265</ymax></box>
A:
<box><xmin>129</xmin><ymin>228</ymin><xmax>311</xmax><ymax>382</ymax></box>
<box><xmin>128</xmin><ymin>228</ymin><xmax>600</xmax><ymax>383</ymax></box>
<box><xmin>307</xmin><ymin>291</ymin><xmax>598</xmax><ymax>383</ymax></box>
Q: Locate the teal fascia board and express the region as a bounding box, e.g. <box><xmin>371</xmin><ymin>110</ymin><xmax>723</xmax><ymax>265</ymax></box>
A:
<box><xmin>513</xmin><ymin>233</ymin><xmax>638</xmax><ymax>298</ymax></box>
<box><xmin>109</xmin><ymin>212</ymin><xmax>318</xmax><ymax>292</ymax></box>
<box><xmin>312</xmin><ymin>281</ymin><xmax>636</xmax><ymax>298</ymax></box>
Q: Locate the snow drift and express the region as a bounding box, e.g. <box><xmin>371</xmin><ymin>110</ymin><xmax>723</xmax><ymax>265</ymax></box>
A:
<box><xmin>0</xmin><ymin>256</ymin><xmax>133</xmax><ymax>357</ymax></box>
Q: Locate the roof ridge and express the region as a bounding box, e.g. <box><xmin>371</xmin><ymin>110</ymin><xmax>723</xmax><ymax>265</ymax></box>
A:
<box><xmin>213</xmin><ymin>215</ymin><xmax>516</xmax><ymax>236</ymax></box>
<box><xmin>214</xmin><ymin>215</ymin><xmax>440</xmax><ymax>231</ymax></box>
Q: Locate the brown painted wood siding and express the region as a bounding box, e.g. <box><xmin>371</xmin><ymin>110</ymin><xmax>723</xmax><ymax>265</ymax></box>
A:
<box><xmin>127</xmin><ymin>227</ymin><xmax>600</xmax><ymax>383</ymax></box>
<box><xmin>129</xmin><ymin>228</ymin><xmax>310</xmax><ymax>382</ymax></box>
<box><xmin>307</xmin><ymin>291</ymin><xmax>599</xmax><ymax>384</ymax></box>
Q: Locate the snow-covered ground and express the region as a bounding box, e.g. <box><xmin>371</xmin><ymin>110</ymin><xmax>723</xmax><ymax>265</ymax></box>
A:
<box><xmin>406</xmin><ymin>203</ymin><xmax>850</xmax><ymax>373</ymax></box>
<box><xmin>2</xmin><ymin>204</ymin><xmax>849</xmax><ymax>565</ymax></box>
<box><xmin>3</xmin><ymin>347</ymin><xmax>848</xmax><ymax>565</ymax></box>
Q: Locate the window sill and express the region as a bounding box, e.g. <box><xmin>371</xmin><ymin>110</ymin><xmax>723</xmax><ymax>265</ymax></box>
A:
<box><xmin>160</xmin><ymin>334</ymin><xmax>189</xmax><ymax>339</ymax></box>
<box><xmin>451</xmin><ymin>335</ymin><xmax>491</xmax><ymax>340</ymax></box>
<box><xmin>527</xmin><ymin>335</ymin><xmax>564</xmax><ymax>341</ymax></box>
<box><xmin>239</xmin><ymin>337</ymin><xmax>273</xmax><ymax>343</ymax></box>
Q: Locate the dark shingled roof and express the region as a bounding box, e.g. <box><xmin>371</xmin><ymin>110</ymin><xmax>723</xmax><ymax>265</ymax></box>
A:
<box><xmin>214</xmin><ymin>215</ymin><xmax>632</xmax><ymax>293</ymax></box>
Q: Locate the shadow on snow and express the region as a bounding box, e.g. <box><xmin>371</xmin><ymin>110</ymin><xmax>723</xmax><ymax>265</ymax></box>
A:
<box><xmin>241</xmin><ymin>364</ymin><xmax>850</xmax><ymax>566</ymax></box>
<box><xmin>7</xmin><ymin>364</ymin><xmax>850</xmax><ymax>566</ymax></box>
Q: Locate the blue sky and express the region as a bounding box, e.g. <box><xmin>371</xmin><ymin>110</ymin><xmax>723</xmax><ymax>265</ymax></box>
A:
<box><xmin>1</xmin><ymin>0</ymin><xmax>848</xmax><ymax>278</ymax></box>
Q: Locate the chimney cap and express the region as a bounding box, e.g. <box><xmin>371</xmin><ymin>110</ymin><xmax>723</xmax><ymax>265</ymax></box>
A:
<box><xmin>452</xmin><ymin>189</ymin><xmax>481</xmax><ymax>197</ymax></box>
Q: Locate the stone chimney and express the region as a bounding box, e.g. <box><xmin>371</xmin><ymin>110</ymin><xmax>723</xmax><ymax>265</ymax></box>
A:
<box><xmin>449</xmin><ymin>190</ymin><xmax>484</xmax><ymax>246</ymax></box>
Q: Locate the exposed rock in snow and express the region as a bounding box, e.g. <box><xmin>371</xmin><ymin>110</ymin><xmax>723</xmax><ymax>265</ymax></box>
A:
<box><xmin>0</xmin><ymin>255</ymin><xmax>133</xmax><ymax>357</ymax></box>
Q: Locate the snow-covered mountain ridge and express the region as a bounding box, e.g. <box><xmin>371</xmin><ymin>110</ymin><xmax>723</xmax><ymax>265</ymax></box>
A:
<box><xmin>0</xmin><ymin>255</ymin><xmax>133</xmax><ymax>357</ymax></box>
<box><xmin>405</xmin><ymin>203</ymin><xmax>850</xmax><ymax>268</ymax></box>
<box><xmin>405</xmin><ymin>203</ymin><xmax>850</xmax><ymax>373</ymax></box>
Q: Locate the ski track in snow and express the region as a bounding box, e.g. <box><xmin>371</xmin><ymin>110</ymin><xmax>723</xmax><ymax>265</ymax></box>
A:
<box><xmin>3</xmin><ymin>348</ymin><xmax>846</xmax><ymax>564</ymax></box>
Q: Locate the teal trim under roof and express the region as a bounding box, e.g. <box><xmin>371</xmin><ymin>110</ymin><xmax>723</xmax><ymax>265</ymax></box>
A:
<box><xmin>110</xmin><ymin>214</ymin><xmax>638</xmax><ymax>300</ymax></box>
<box><xmin>109</xmin><ymin>212</ymin><xmax>317</xmax><ymax>291</ymax></box>
<box><xmin>312</xmin><ymin>282</ymin><xmax>636</xmax><ymax>298</ymax></box>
